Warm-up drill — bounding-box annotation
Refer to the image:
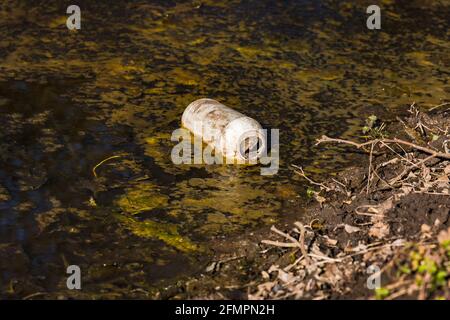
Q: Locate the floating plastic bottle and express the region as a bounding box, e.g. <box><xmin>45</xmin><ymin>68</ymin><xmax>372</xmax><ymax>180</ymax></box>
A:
<box><xmin>181</xmin><ymin>98</ymin><xmax>266</xmax><ymax>164</ymax></box>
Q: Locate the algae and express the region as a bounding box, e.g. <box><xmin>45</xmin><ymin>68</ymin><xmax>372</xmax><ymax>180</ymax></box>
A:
<box><xmin>115</xmin><ymin>182</ymin><xmax>169</xmax><ymax>215</ymax></box>
<box><xmin>115</xmin><ymin>214</ymin><xmax>200</xmax><ymax>253</ymax></box>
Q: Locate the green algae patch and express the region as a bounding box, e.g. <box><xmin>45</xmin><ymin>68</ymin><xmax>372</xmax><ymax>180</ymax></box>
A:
<box><xmin>116</xmin><ymin>214</ymin><xmax>200</xmax><ymax>253</ymax></box>
<box><xmin>405</xmin><ymin>51</ymin><xmax>435</xmax><ymax>67</ymax></box>
<box><xmin>115</xmin><ymin>182</ymin><xmax>169</xmax><ymax>215</ymax></box>
<box><xmin>235</xmin><ymin>46</ymin><xmax>274</xmax><ymax>59</ymax></box>
<box><xmin>172</xmin><ymin>176</ymin><xmax>280</xmax><ymax>235</ymax></box>
<box><xmin>114</xmin><ymin>182</ymin><xmax>201</xmax><ymax>253</ymax></box>
<box><xmin>169</xmin><ymin>68</ymin><xmax>201</xmax><ymax>86</ymax></box>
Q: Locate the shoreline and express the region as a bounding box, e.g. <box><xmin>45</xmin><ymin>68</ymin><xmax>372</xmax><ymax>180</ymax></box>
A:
<box><xmin>172</xmin><ymin>103</ymin><xmax>449</xmax><ymax>300</ymax></box>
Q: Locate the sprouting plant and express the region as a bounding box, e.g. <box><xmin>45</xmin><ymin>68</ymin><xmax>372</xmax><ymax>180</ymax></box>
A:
<box><xmin>399</xmin><ymin>265</ymin><xmax>411</xmax><ymax>275</ymax></box>
<box><xmin>431</xmin><ymin>134</ymin><xmax>439</xmax><ymax>142</ymax></box>
<box><xmin>306</xmin><ymin>187</ymin><xmax>316</xmax><ymax>198</ymax></box>
<box><xmin>306</xmin><ymin>187</ymin><xmax>326</xmax><ymax>207</ymax></box>
<box><xmin>362</xmin><ymin>115</ymin><xmax>388</xmax><ymax>139</ymax></box>
<box><xmin>435</xmin><ymin>271</ymin><xmax>447</xmax><ymax>287</ymax></box>
<box><xmin>374</xmin><ymin>228</ymin><xmax>450</xmax><ymax>299</ymax></box>
<box><xmin>417</xmin><ymin>258</ymin><xmax>437</xmax><ymax>275</ymax></box>
<box><xmin>375</xmin><ymin>287</ymin><xmax>390</xmax><ymax>300</ymax></box>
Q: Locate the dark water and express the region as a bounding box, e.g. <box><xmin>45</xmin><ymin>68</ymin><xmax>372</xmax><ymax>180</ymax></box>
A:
<box><xmin>0</xmin><ymin>0</ymin><xmax>448</xmax><ymax>298</ymax></box>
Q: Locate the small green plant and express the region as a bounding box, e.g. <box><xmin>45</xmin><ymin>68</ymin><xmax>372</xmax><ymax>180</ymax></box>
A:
<box><xmin>435</xmin><ymin>271</ymin><xmax>447</xmax><ymax>287</ymax></box>
<box><xmin>440</xmin><ymin>238</ymin><xmax>450</xmax><ymax>257</ymax></box>
<box><xmin>375</xmin><ymin>287</ymin><xmax>390</xmax><ymax>300</ymax></box>
<box><xmin>378</xmin><ymin>229</ymin><xmax>450</xmax><ymax>299</ymax></box>
<box><xmin>362</xmin><ymin>115</ymin><xmax>388</xmax><ymax>139</ymax></box>
<box><xmin>306</xmin><ymin>187</ymin><xmax>316</xmax><ymax>198</ymax></box>
<box><xmin>417</xmin><ymin>258</ymin><xmax>437</xmax><ymax>275</ymax></box>
<box><xmin>399</xmin><ymin>265</ymin><xmax>411</xmax><ymax>275</ymax></box>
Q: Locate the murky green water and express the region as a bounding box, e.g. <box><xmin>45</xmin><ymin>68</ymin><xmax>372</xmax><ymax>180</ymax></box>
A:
<box><xmin>0</xmin><ymin>0</ymin><xmax>448</xmax><ymax>298</ymax></box>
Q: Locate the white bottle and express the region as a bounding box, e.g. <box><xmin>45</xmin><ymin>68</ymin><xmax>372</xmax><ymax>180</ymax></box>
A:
<box><xmin>181</xmin><ymin>99</ymin><xmax>266</xmax><ymax>164</ymax></box>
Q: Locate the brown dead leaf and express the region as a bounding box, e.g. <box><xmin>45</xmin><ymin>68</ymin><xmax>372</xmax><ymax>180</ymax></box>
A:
<box><xmin>322</xmin><ymin>235</ymin><xmax>338</xmax><ymax>246</ymax></box>
<box><xmin>421</xmin><ymin>224</ymin><xmax>432</xmax><ymax>239</ymax></box>
<box><xmin>369</xmin><ymin>221</ymin><xmax>390</xmax><ymax>239</ymax></box>
<box><xmin>437</xmin><ymin>227</ymin><xmax>450</xmax><ymax>245</ymax></box>
<box><xmin>421</xmin><ymin>224</ymin><xmax>431</xmax><ymax>233</ymax></box>
<box><xmin>444</xmin><ymin>165</ymin><xmax>450</xmax><ymax>175</ymax></box>
<box><xmin>314</xmin><ymin>193</ymin><xmax>326</xmax><ymax>207</ymax></box>
<box><xmin>344</xmin><ymin>224</ymin><xmax>361</xmax><ymax>234</ymax></box>
<box><xmin>422</xmin><ymin>166</ymin><xmax>431</xmax><ymax>182</ymax></box>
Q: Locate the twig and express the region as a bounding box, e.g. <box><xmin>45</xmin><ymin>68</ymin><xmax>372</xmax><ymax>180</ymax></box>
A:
<box><xmin>291</xmin><ymin>165</ymin><xmax>331</xmax><ymax>192</ymax></box>
<box><xmin>308</xmin><ymin>252</ymin><xmax>341</xmax><ymax>263</ymax></box>
<box><xmin>270</xmin><ymin>225</ymin><xmax>301</xmax><ymax>245</ymax></box>
<box><xmin>316</xmin><ymin>135</ymin><xmax>450</xmax><ymax>160</ymax></box>
<box><xmin>262</xmin><ymin>224</ymin><xmax>312</xmax><ymax>264</ymax></box>
<box><xmin>413</xmin><ymin>190</ymin><xmax>450</xmax><ymax>196</ymax></box>
<box><xmin>385</xmin><ymin>287</ymin><xmax>410</xmax><ymax>300</ymax></box>
<box><xmin>379</xmin><ymin>141</ymin><xmax>416</xmax><ymax>166</ymax></box>
<box><xmin>355</xmin><ymin>206</ymin><xmax>385</xmax><ymax>217</ymax></box>
<box><xmin>261</xmin><ymin>240</ymin><xmax>299</xmax><ymax>248</ymax></box>
<box><xmin>366</xmin><ymin>141</ymin><xmax>376</xmax><ymax>194</ymax></box>
<box><xmin>371</xmin><ymin>168</ymin><xmax>393</xmax><ymax>190</ymax></box>
<box><xmin>345</xmin><ymin>240</ymin><xmax>406</xmax><ymax>258</ymax></box>
<box><xmin>388</xmin><ymin>154</ymin><xmax>435</xmax><ymax>185</ymax></box>
<box><xmin>23</xmin><ymin>292</ymin><xmax>46</xmax><ymax>300</ymax></box>
<box><xmin>315</xmin><ymin>135</ymin><xmax>375</xmax><ymax>149</ymax></box>
<box><xmin>429</xmin><ymin>102</ymin><xmax>450</xmax><ymax>111</ymax></box>
<box><xmin>294</xmin><ymin>222</ymin><xmax>312</xmax><ymax>264</ymax></box>
<box><xmin>92</xmin><ymin>154</ymin><xmax>125</xmax><ymax>178</ymax></box>
<box><xmin>331</xmin><ymin>178</ymin><xmax>348</xmax><ymax>192</ymax></box>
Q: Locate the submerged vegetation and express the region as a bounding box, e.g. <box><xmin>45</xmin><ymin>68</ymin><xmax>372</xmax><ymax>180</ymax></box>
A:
<box><xmin>115</xmin><ymin>182</ymin><xmax>169</xmax><ymax>215</ymax></box>
<box><xmin>115</xmin><ymin>214</ymin><xmax>200</xmax><ymax>253</ymax></box>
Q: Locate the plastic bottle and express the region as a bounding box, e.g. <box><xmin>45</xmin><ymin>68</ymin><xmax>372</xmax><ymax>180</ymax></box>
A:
<box><xmin>181</xmin><ymin>98</ymin><xmax>266</xmax><ymax>164</ymax></box>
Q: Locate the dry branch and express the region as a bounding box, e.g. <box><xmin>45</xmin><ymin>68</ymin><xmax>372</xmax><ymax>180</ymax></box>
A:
<box><xmin>316</xmin><ymin>135</ymin><xmax>450</xmax><ymax>160</ymax></box>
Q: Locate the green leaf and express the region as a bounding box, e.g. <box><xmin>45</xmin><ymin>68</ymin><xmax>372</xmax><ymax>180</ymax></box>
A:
<box><xmin>435</xmin><ymin>271</ymin><xmax>447</xmax><ymax>287</ymax></box>
<box><xmin>375</xmin><ymin>287</ymin><xmax>390</xmax><ymax>300</ymax></box>
<box><xmin>306</xmin><ymin>187</ymin><xmax>316</xmax><ymax>198</ymax></box>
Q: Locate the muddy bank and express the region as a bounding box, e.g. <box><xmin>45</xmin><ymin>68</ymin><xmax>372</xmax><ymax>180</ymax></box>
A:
<box><xmin>171</xmin><ymin>105</ymin><xmax>449</xmax><ymax>300</ymax></box>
